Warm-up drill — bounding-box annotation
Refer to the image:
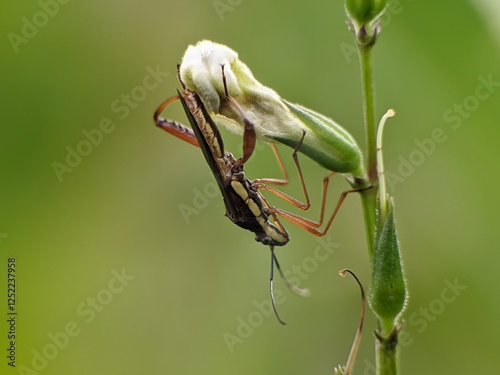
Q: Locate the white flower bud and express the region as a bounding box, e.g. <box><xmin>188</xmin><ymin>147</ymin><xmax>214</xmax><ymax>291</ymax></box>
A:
<box><xmin>179</xmin><ymin>40</ymin><xmax>364</xmax><ymax>177</ymax></box>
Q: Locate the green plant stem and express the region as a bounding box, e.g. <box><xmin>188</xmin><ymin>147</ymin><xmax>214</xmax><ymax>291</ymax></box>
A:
<box><xmin>359</xmin><ymin>44</ymin><xmax>378</xmax><ymax>183</ymax></box>
<box><xmin>356</xmin><ymin>34</ymin><xmax>399</xmax><ymax>375</ymax></box>
<box><xmin>375</xmin><ymin>331</ymin><xmax>398</xmax><ymax>375</ymax></box>
<box><xmin>360</xmin><ymin>185</ymin><xmax>378</xmax><ymax>258</ymax></box>
<box><xmin>358</xmin><ymin>42</ymin><xmax>378</xmax><ymax>259</ymax></box>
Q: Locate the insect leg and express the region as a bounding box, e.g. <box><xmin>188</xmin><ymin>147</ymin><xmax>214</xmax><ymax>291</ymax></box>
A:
<box><xmin>266</xmin><ymin>187</ymin><xmax>362</xmax><ymax>236</ymax></box>
<box><xmin>154</xmin><ymin>95</ymin><xmax>200</xmax><ymax>147</ymax></box>
<box><xmin>253</xmin><ymin>130</ymin><xmax>318</xmax><ymax>211</ymax></box>
<box><xmin>220</xmin><ymin>64</ymin><xmax>256</xmax><ymax>164</ymax></box>
<box><xmin>253</xmin><ymin>143</ymin><xmax>290</xmax><ymax>186</ymax></box>
<box><xmin>252</xmin><ymin>131</ymin><xmax>304</xmax><ymax>188</ymax></box>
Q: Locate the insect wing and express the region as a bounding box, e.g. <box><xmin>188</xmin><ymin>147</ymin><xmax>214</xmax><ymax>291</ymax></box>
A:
<box><xmin>177</xmin><ymin>91</ymin><xmax>227</xmax><ymax>181</ymax></box>
<box><xmin>178</xmin><ymin>91</ymin><xmax>267</xmax><ymax>234</ymax></box>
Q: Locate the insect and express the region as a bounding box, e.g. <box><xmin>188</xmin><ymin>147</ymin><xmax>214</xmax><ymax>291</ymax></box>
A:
<box><xmin>176</xmin><ymin>40</ymin><xmax>370</xmax><ymax>235</ymax></box>
<box><xmin>154</xmin><ymin>65</ymin><xmax>353</xmax><ymax>323</ymax></box>
<box><xmin>155</xmin><ymin>67</ymin><xmax>307</xmax><ymax>323</ymax></box>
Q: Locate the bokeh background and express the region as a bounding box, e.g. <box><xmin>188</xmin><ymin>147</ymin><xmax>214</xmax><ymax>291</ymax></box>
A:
<box><xmin>1</xmin><ymin>0</ymin><xmax>500</xmax><ymax>374</ymax></box>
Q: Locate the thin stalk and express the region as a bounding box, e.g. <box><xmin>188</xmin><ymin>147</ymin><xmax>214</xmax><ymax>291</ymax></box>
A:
<box><xmin>356</xmin><ymin>31</ymin><xmax>400</xmax><ymax>375</ymax></box>
<box><xmin>360</xmin><ymin>186</ymin><xmax>378</xmax><ymax>258</ymax></box>
<box><xmin>359</xmin><ymin>44</ymin><xmax>378</xmax><ymax>183</ymax></box>
<box><xmin>358</xmin><ymin>41</ymin><xmax>378</xmax><ymax>259</ymax></box>
<box><xmin>375</xmin><ymin>328</ymin><xmax>399</xmax><ymax>375</ymax></box>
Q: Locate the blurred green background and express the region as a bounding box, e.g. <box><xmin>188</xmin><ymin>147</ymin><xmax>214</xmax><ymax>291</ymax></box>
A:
<box><xmin>1</xmin><ymin>0</ymin><xmax>500</xmax><ymax>374</ymax></box>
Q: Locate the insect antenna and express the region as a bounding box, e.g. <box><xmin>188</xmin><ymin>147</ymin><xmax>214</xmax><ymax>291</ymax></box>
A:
<box><xmin>269</xmin><ymin>246</ymin><xmax>311</xmax><ymax>325</ymax></box>
<box><xmin>271</xmin><ymin>249</ymin><xmax>310</xmax><ymax>298</ymax></box>
<box><xmin>269</xmin><ymin>246</ymin><xmax>287</xmax><ymax>325</ymax></box>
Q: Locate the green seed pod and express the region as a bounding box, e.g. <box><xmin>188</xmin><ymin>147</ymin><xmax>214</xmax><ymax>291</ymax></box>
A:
<box><xmin>368</xmin><ymin>198</ymin><xmax>408</xmax><ymax>334</ymax></box>
<box><xmin>179</xmin><ymin>40</ymin><xmax>364</xmax><ymax>178</ymax></box>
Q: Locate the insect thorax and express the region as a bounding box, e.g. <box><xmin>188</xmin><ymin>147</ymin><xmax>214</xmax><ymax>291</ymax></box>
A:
<box><xmin>226</xmin><ymin>170</ymin><xmax>289</xmax><ymax>247</ymax></box>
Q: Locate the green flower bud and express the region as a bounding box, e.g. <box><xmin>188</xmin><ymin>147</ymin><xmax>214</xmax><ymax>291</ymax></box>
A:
<box><xmin>345</xmin><ymin>0</ymin><xmax>387</xmax><ymax>27</ymax></box>
<box><xmin>368</xmin><ymin>199</ymin><xmax>408</xmax><ymax>335</ymax></box>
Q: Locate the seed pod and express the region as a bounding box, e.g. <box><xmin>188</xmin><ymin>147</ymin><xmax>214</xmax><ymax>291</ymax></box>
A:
<box><xmin>368</xmin><ymin>198</ymin><xmax>408</xmax><ymax>334</ymax></box>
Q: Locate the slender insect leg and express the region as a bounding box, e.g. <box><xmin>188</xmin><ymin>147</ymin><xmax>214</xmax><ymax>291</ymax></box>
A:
<box><xmin>154</xmin><ymin>95</ymin><xmax>200</xmax><ymax>147</ymax></box>
<box><xmin>251</xmin><ymin>144</ymin><xmax>291</xmax><ymax>187</ymax></box>
<box><xmin>256</xmin><ymin>169</ymin><xmax>336</xmax><ymax>229</ymax></box>
<box><xmin>220</xmin><ymin>64</ymin><xmax>256</xmax><ymax>164</ymax></box>
<box><xmin>254</xmin><ymin>130</ymin><xmax>322</xmax><ymax>212</ymax></box>
<box><xmin>267</xmin><ymin>187</ymin><xmax>362</xmax><ymax>237</ymax></box>
<box><xmin>156</xmin><ymin>118</ymin><xmax>199</xmax><ymax>147</ymax></box>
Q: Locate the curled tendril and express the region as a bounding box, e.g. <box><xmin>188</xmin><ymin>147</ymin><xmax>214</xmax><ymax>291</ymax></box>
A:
<box><xmin>336</xmin><ymin>269</ymin><xmax>366</xmax><ymax>375</ymax></box>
